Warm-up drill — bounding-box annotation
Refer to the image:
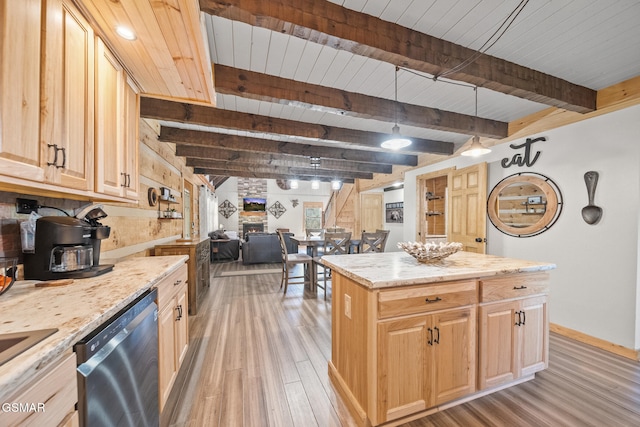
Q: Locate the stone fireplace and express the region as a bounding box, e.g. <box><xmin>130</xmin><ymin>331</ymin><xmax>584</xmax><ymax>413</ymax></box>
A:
<box><xmin>238</xmin><ymin>178</ymin><xmax>268</xmax><ymax>233</ymax></box>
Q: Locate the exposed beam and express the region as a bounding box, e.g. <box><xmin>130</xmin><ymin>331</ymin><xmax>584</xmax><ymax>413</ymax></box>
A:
<box><xmin>184</xmin><ymin>152</ymin><xmax>392</xmax><ymax>174</ymax></box>
<box><xmin>177</xmin><ymin>145</ymin><xmax>397</xmax><ymax>175</ymax></box>
<box><xmin>193</xmin><ymin>167</ymin><xmax>355</xmax><ymax>183</ymax></box>
<box><xmin>214</xmin><ymin>64</ymin><xmax>508</xmax><ymax>139</ymax></box>
<box><xmin>161</xmin><ymin>126</ymin><xmax>400</xmax><ymax>170</ymax></box>
<box><xmin>140</xmin><ymin>97</ymin><xmax>452</xmax><ymax>155</ymax></box>
<box><xmin>200</xmin><ymin>0</ymin><xmax>597</xmax><ymax>113</ymax></box>
<box><xmin>190</xmin><ymin>161</ymin><xmax>371</xmax><ymax>179</ymax></box>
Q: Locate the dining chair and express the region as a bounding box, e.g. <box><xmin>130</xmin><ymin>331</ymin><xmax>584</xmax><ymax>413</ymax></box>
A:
<box><xmin>314</xmin><ymin>231</ymin><xmax>351</xmax><ymax>300</ymax></box>
<box><xmin>276</xmin><ymin>230</ymin><xmax>313</xmax><ymax>295</ymax></box>
<box><xmin>359</xmin><ymin>230</ymin><xmax>389</xmax><ymax>253</ymax></box>
<box><xmin>305</xmin><ymin>228</ymin><xmax>325</xmax><ymax>238</ymax></box>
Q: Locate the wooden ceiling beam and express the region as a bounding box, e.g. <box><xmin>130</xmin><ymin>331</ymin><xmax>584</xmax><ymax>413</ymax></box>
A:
<box><xmin>214</xmin><ymin>64</ymin><xmax>508</xmax><ymax>139</ymax></box>
<box><xmin>141</xmin><ymin>97</ymin><xmax>452</xmax><ymax>155</ymax></box>
<box><xmin>184</xmin><ymin>153</ymin><xmax>392</xmax><ymax>174</ymax></box>
<box><xmin>193</xmin><ymin>167</ymin><xmax>355</xmax><ymax>183</ymax></box>
<box><xmin>191</xmin><ymin>161</ymin><xmax>371</xmax><ymax>179</ymax></box>
<box><xmin>200</xmin><ymin>0</ymin><xmax>597</xmax><ymax>113</ymax></box>
<box><xmin>161</xmin><ymin>126</ymin><xmax>400</xmax><ymax>169</ymax></box>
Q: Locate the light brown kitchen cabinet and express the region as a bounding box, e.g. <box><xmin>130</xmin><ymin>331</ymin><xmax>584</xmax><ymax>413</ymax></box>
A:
<box><xmin>376</xmin><ymin>282</ymin><xmax>476</xmax><ymax>423</ymax></box>
<box><xmin>41</xmin><ymin>0</ymin><xmax>95</xmax><ymax>190</ymax></box>
<box><xmin>478</xmin><ymin>274</ymin><xmax>549</xmax><ymax>390</ymax></box>
<box><xmin>156</xmin><ymin>263</ymin><xmax>189</xmax><ymax>413</ymax></box>
<box><xmin>94</xmin><ymin>38</ymin><xmax>139</xmax><ymax>200</ymax></box>
<box><xmin>0</xmin><ymin>0</ymin><xmax>45</xmax><ymax>182</ymax></box>
<box><xmin>2</xmin><ymin>352</ymin><xmax>78</xmax><ymax>427</ymax></box>
<box><xmin>154</xmin><ymin>238</ymin><xmax>210</xmax><ymax>315</ymax></box>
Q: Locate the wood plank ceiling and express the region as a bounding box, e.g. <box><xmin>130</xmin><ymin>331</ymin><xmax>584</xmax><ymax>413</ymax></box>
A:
<box><xmin>87</xmin><ymin>0</ymin><xmax>640</xmax><ymax>185</ymax></box>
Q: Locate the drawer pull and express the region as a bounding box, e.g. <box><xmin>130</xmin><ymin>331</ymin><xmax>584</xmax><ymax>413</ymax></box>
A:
<box><xmin>425</xmin><ymin>296</ymin><xmax>442</xmax><ymax>304</ymax></box>
<box><xmin>174</xmin><ymin>279</ymin><xmax>182</xmax><ymax>286</ymax></box>
<box><xmin>513</xmin><ymin>285</ymin><xmax>528</xmax><ymax>290</ymax></box>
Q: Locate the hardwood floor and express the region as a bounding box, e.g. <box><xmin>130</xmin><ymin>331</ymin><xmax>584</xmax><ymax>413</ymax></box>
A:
<box><xmin>162</xmin><ymin>260</ymin><xmax>640</xmax><ymax>427</ymax></box>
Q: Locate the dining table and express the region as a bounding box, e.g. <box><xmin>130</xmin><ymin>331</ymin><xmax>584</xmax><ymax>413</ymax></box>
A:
<box><xmin>290</xmin><ymin>235</ymin><xmax>360</xmax><ymax>293</ymax></box>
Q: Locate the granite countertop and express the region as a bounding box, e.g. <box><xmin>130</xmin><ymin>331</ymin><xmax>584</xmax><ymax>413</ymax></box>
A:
<box><xmin>321</xmin><ymin>251</ymin><xmax>556</xmax><ymax>289</ymax></box>
<box><xmin>0</xmin><ymin>255</ymin><xmax>188</xmax><ymax>402</ymax></box>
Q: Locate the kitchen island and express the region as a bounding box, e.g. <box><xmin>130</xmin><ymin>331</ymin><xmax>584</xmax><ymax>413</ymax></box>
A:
<box><xmin>321</xmin><ymin>251</ymin><xmax>556</xmax><ymax>426</ymax></box>
<box><xmin>0</xmin><ymin>255</ymin><xmax>188</xmax><ymax>425</ymax></box>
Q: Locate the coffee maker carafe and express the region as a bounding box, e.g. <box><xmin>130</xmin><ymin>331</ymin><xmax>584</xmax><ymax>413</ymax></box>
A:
<box><xmin>23</xmin><ymin>205</ymin><xmax>114</xmax><ymax>280</ymax></box>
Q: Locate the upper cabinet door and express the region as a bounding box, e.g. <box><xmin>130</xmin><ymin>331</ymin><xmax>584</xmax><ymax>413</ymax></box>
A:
<box><xmin>123</xmin><ymin>76</ymin><xmax>139</xmax><ymax>200</ymax></box>
<box><xmin>95</xmin><ymin>38</ymin><xmax>125</xmax><ymax>197</ymax></box>
<box><xmin>41</xmin><ymin>0</ymin><xmax>95</xmax><ymax>190</ymax></box>
<box><xmin>0</xmin><ymin>0</ymin><xmax>45</xmax><ymax>181</ymax></box>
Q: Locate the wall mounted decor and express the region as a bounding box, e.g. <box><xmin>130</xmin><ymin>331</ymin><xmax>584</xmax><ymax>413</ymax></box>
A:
<box><xmin>268</xmin><ymin>201</ymin><xmax>286</xmax><ymax>218</ymax></box>
<box><xmin>501</xmin><ymin>136</ymin><xmax>545</xmax><ymax>168</ymax></box>
<box><xmin>291</xmin><ymin>199</ymin><xmax>299</xmax><ymax>208</ymax></box>
<box><xmin>218</xmin><ymin>200</ymin><xmax>237</xmax><ymax>219</ymax></box>
<box><xmin>487</xmin><ymin>172</ymin><xmax>563</xmax><ymax>237</ymax></box>
<box><xmin>582</xmin><ymin>171</ymin><xmax>602</xmax><ymax>225</ymax></box>
<box><xmin>385</xmin><ymin>202</ymin><xmax>404</xmax><ymax>223</ymax></box>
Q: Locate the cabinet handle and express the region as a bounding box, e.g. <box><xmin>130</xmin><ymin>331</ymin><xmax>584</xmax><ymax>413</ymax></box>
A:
<box><xmin>513</xmin><ymin>285</ymin><xmax>528</xmax><ymax>290</ymax></box>
<box><xmin>427</xmin><ymin>327</ymin><xmax>433</xmax><ymax>346</ymax></box>
<box><xmin>434</xmin><ymin>326</ymin><xmax>440</xmax><ymax>344</ymax></box>
<box><xmin>515</xmin><ymin>310</ymin><xmax>522</xmax><ymax>326</ymax></box>
<box><xmin>121</xmin><ymin>172</ymin><xmax>127</xmax><ymax>187</ymax></box>
<box><xmin>425</xmin><ymin>296</ymin><xmax>442</xmax><ymax>304</ymax></box>
<box><xmin>175</xmin><ymin>305</ymin><xmax>182</xmax><ymax>321</ymax></box>
<box><xmin>521</xmin><ymin>310</ymin><xmax>526</xmax><ymax>325</ymax></box>
<box><xmin>47</xmin><ymin>144</ymin><xmax>58</xmax><ymax>167</ymax></box>
<box><xmin>126</xmin><ymin>173</ymin><xmax>131</xmax><ymax>188</ymax></box>
<box><xmin>174</xmin><ymin>279</ymin><xmax>182</xmax><ymax>286</ymax></box>
<box><xmin>58</xmin><ymin>147</ymin><xmax>66</xmax><ymax>169</ymax></box>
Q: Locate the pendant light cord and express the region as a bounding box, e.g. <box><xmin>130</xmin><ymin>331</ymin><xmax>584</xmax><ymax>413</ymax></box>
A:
<box><xmin>394</xmin><ymin>66</ymin><xmax>399</xmax><ymax>127</ymax></box>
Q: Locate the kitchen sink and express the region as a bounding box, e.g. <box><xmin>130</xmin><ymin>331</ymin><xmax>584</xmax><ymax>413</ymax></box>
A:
<box><xmin>0</xmin><ymin>328</ymin><xmax>58</xmax><ymax>366</ymax></box>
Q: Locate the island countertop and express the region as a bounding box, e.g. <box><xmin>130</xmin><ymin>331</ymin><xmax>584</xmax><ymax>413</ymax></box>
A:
<box><xmin>321</xmin><ymin>251</ymin><xmax>556</xmax><ymax>289</ymax></box>
<box><xmin>0</xmin><ymin>255</ymin><xmax>188</xmax><ymax>402</ymax></box>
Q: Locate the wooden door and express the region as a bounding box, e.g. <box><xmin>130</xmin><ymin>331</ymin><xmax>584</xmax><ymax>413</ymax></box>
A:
<box><xmin>431</xmin><ymin>307</ymin><xmax>476</xmax><ymax>406</ymax></box>
<box><xmin>518</xmin><ymin>296</ymin><xmax>548</xmax><ymax>377</ymax></box>
<box><xmin>478</xmin><ymin>300</ymin><xmax>518</xmax><ymax>390</ymax></box>
<box><xmin>449</xmin><ymin>163</ymin><xmax>487</xmax><ymax>253</ymax></box>
<box><xmin>377</xmin><ymin>316</ymin><xmax>429</xmax><ymax>422</ymax></box>
<box><xmin>361</xmin><ymin>193</ymin><xmax>383</xmax><ymax>233</ymax></box>
<box><xmin>0</xmin><ymin>0</ymin><xmax>44</xmax><ymax>181</ymax></box>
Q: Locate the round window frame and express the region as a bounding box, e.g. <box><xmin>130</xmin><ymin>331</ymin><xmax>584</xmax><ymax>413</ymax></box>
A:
<box><xmin>487</xmin><ymin>172</ymin><xmax>563</xmax><ymax>238</ymax></box>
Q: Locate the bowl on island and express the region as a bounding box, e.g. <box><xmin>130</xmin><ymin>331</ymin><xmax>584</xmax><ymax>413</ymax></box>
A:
<box><xmin>398</xmin><ymin>241</ymin><xmax>463</xmax><ymax>263</ymax></box>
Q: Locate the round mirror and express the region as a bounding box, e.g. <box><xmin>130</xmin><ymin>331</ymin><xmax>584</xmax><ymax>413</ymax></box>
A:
<box><xmin>487</xmin><ymin>172</ymin><xmax>563</xmax><ymax>237</ymax></box>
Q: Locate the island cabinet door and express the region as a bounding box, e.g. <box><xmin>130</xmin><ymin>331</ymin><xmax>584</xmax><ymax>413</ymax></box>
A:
<box><xmin>377</xmin><ymin>316</ymin><xmax>429</xmax><ymax>423</ymax></box>
<box><xmin>478</xmin><ymin>295</ymin><xmax>548</xmax><ymax>389</ymax></box>
<box><xmin>377</xmin><ymin>307</ymin><xmax>476</xmax><ymax>423</ymax></box>
<box><xmin>430</xmin><ymin>307</ymin><xmax>476</xmax><ymax>406</ymax></box>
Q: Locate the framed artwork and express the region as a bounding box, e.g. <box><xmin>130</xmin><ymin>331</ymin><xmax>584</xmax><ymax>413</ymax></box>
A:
<box><xmin>218</xmin><ymin>200</ymin><xmax>237</xmax><ymax>219</ymax></box>
<box><xmin>385</xmin><ymin>202</ymin><xmax>404</xmax><ymax>223</ymax></box>
<box><xmin>268</xmin><ymin>201</ymin><xmax>286</xmax><ymax>219</ymax></box>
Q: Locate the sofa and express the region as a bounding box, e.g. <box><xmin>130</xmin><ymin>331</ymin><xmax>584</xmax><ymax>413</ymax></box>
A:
<box><xmin>242</xmin><ymin>232</ymin><xmax>298</xmax><ymax>265</ymax></box>
<box><xmin>208</xmin><ymin>231</ymin><xmax>240</xmax><ymax>261</ymax></box>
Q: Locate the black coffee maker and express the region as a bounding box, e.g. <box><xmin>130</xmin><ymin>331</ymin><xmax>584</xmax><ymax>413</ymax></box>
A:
<box><xmin>23</xmin><ymin>205</ymin><xmax>114</xmax><ymax>280</ymax></box>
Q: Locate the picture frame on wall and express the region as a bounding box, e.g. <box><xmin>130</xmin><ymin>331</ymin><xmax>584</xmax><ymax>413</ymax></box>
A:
<box><xmin>385</xmin><ymin>202</ymin><xmax>404</xmax><ymax>223</ymax></box>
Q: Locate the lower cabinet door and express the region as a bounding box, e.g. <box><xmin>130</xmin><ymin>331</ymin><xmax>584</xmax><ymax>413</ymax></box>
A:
<box><xmin>377</xmin><ymin>316</ymin><xmax>429</xmax><ymax>423</ymax></box>
<box><xmin>478</xmin><ymin>300</ymin><xmax>518</xmax><ymax>390</ymax></box>
<box><xmin>158</xmin><ymin>302</ymin><xmax>177</xmax><ymax>411</ymax></box>
<box><xmin>518</xmin><ymin>296</ymin><xmax>548</xmax><ymax>377</ymax></box>
<box><xmin>431</xmin><ymin>307</ymin><xmax>476</xmax><ymax>405</ymax></box>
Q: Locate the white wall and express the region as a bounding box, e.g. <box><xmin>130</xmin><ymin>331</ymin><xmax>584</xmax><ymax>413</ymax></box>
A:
<box><xmin>404</xmin><ymin>104</ymin><xmax>640</xmax><ymax>350</ymax></box>
<box><xmin>214</xmin><ymin>178</ymin><xmax>332</xmax><ymax>236</ymax></box>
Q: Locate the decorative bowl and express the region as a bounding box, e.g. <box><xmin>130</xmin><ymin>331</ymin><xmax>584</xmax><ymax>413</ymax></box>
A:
<box><xmin>398</xmin><ymin>241</ymin><xmax>463</xmax><ymax>263</ymax></box>
<box><xmin>0</xmin><ymin>257</ymin><xmax>18</xmax><ymax>296</ymax></box>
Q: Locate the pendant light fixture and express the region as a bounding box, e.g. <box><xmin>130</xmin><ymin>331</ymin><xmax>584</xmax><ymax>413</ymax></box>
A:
<box><xmin>381</xmin><ymin>66</ymin><xmax>412</xmax><ymax>150</ymax></box>
<box><xmin>461</xmin><ymin>87</ymin><xmax>491</xmax><ymax>157</ymax></box>
<box><xmin>310</xmin><ymin>157</ymin><xmax>321</xmax><ymax>190</ymax></box>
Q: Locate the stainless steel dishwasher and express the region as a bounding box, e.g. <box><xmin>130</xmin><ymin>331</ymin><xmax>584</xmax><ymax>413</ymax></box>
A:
<box><xmin>75</xmin><ymin>288</ymin><xmax>159</xmax><ymax>427</ymax></box>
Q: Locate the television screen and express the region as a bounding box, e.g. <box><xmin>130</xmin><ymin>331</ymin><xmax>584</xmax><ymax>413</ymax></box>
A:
<box><xmin>243</xmin><ymin>197</ymin><xmax>266</xmax><ymax>212</ymax></box>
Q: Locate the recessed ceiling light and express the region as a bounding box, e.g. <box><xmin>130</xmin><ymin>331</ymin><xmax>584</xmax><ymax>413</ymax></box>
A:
<box><xmin>115</xmin><ymin>26</ymin><xmax>137</xmax><ymax>41</ymax></box>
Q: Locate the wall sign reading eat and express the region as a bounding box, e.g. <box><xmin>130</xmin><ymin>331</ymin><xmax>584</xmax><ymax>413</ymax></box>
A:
<box><xmin>501</xmin><ymin>136</ymin><xmax>545</xmax><ymax>168</ymax></box>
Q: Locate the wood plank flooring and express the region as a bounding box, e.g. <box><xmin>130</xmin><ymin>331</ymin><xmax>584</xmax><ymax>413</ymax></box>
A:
<box><xmin>162</xmin><ymin>260</ymin><xmax>640</xmax><ymax>427</ymax></box>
